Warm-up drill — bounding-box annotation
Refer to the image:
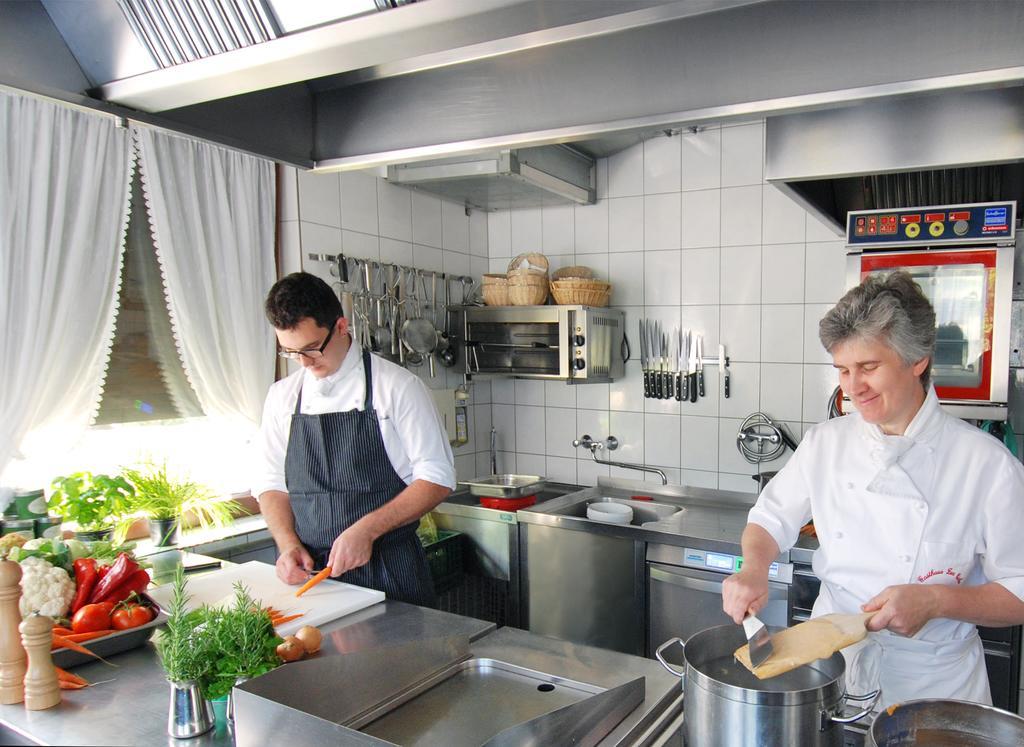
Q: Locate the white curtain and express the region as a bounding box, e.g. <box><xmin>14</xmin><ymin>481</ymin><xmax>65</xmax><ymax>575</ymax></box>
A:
<box><xmin>0</xmin><ymin>91</ymin><xmax>132</xmax><ymax>475</ymax></box>
<box><xmin>135</xmin><ymin>126</ymin><xmax>276</xmax><ymax>425</ymax></box>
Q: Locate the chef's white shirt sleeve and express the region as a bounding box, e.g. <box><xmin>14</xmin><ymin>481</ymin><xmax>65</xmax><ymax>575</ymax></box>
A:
<box><xmin>250</xmin><ymin>379</ymin><xmax>294</xmax><ymax>499</ymax></box>
<box><xmin>980</xmin><ymin>455</ymin><xmax>1024</xmax><ymax>601</ymax></box>
<box><xmin>746</xmin><ymin>427</ymin><xmax>816</xmax><ymax>554</ymax></box>
<box><xmin>389</xmin><ymin>375</ymin><xmax>457</xmax><ymax>490</ymax></box>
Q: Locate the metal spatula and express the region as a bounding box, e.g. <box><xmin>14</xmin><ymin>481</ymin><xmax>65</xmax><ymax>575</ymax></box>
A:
<box><xmin>743</xmin><ymin>613</ymin><xmax>773</xmax><ymax>667</ymax></box>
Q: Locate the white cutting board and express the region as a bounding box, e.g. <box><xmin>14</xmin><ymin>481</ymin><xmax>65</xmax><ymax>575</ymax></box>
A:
<box><xmin>147</xmin><ymin>561</ymin><xmax>385</xmax><ymax>636</ymax></box>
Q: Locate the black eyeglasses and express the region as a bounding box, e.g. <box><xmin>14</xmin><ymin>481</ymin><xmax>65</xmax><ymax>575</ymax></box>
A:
<box><xmin>278</xmin><ymin>319</ymin><xmax>340</xmax><ymax>361</ymax></box>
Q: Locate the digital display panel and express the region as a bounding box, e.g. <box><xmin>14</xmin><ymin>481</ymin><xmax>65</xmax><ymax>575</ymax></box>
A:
<box><xmin>705</xmin><ymin>552</ymin><xmax>734</xmax><ymax>571</ymax></box>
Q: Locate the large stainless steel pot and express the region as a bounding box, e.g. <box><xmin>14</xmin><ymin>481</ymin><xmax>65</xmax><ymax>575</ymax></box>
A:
<box><xmin>868</xmin><ymin>698</ymin><xmax>1024</xmax><ymax>746</ymax></box>
<box><xmin>656</xmin><ymin>625</ymin><xmax>878</xmax><ymax>747</ymax></box>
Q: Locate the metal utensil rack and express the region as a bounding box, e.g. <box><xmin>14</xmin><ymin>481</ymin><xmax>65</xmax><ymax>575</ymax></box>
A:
<box><xmin>307</xmin><ymin>252</ymin><xmax>476</xmax><ymax>375</ymax></box>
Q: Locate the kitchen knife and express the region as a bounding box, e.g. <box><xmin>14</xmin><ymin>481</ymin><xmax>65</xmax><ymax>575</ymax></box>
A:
<box><xmin>720</xmin><ymin>343</ymin><xmax>731</xmax><ymax>399</ymax></box>
<box><xmin>665</xmin><ymin>331</ymin><xmax>674</xmax><ymax>400</ymax></box>
<box><xmin>680</xmin><ymin>330</ymin><xmax>689</xmax><ymax>402</ymax></box>
<box><xmin>654</xmin><ymin>321</ymin><xmax>664</xmax><ymax>399</ymax></box>
<box><xmin>696</xmin><ymin>334</ymin><xmax>705</xmax><ymax>398</ymax></box>
<box><xmin>687</xmin><ymin>332</ymin><xmax>698</xmax><ymax>403</ymax></box>
<box><xmin>675</xmin><ymin>328</ymin><xmax>685</xmax><ymax>401</ymax></box>
<box><xmin>640</xmin><ymin>320</ymin><xmax>650</xmax><ymax>398</ymax></box>
<box><xmin>743</xmin><ymin>612</ymin><xmax>773</xmax><ymax>667</ymax></box>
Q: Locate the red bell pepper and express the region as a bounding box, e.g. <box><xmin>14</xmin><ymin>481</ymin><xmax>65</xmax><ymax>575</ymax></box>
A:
<box><xmin>70</xmin><ymin>558</ymin><xmax>98</xmax><ymax>614</ymax></box>
<box><xmin>87</xmin><ymin>552</ymin><xmax>139</xmax><ymax>605</ymax></box>
<box><xmin>94</xmin><ymin>568</ymin><xmax>151</xmax><ymax>606</ymax></box>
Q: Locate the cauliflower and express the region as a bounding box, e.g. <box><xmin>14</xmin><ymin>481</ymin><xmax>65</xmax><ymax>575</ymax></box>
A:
<box><xmin>19</xmin><ymin>557</ymin><xmax>76</xmax><ymax>619</ymax></box>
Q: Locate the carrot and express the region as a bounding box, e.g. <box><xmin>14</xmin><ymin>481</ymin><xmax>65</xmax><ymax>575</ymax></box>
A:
<box><xmin>295</xmin><ymin>566</ymin><xmax>332</xmax><ymax>598</ymax></box>
<box><xmin>59</xmin><ymin>680</ymin><xmax>88</xmax><ymax>690</ymax></box>
<box><xmin>55</xmin><ymin>667</ymin><xmax>89</xmax><ymax>687</ymax></box>
<box><xmin>51</xmin><ymin>634</ymin><xmax>117</xmax><ymax>667</ymax></box>
<box><xmin>271</xmin><ymin>613</ymin><xmax>304</xmax><ymax>626</ymax></box>
<box><xmin>52</xmin><ymin>630</ymin><xmax>114</xmax><ymax>646</ymax></box>
<box><xmin>53</xmin><ymin>626</ymin><xmax>74</xmax><ymax>637</ymax></box>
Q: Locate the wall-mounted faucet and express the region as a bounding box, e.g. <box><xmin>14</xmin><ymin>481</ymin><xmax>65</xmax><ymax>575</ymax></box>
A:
<box><xmin>572</xmin><ymin>434</ymin><xmax>668</xmax><ymax>485</ymax></box>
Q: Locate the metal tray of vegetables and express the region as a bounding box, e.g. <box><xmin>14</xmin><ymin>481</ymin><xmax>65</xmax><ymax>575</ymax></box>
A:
<box><xmin>4</xmin><ymin>536</ymin><xmax>166</xmax><ymax>669</ymax></box>
<box><xmin>52</xmin><ymin>594</ymin><xmax>166</xmax><ymax>669</ymax></box>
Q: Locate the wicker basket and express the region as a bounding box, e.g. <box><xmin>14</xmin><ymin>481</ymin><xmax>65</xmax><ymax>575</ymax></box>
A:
<box><xmin>551</xmin><ymin>265</ymin><xmax>595</xmax><ymax>280</ymax></box>
<box><xmin>481</xmin><ymin>274</ymin><xmax>510</xmax><ymax>305</ymax></box>
<box><xmin>508</xmin><ymin>273</ymin><xmax>549</xmax><ymax>305</ymax></box>
<box><xmin>550</xmin><ymin>278</ymin><xmax>611</xmax><ymax>307</ymax></box>
<box><xmin>507</xmin><ymin>252</ymin><xmax>549</xmax><ymax>277</ymax></box>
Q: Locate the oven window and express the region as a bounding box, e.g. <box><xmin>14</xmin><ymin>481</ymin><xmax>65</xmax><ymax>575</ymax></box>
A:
<box><xmin>862</xmin><ymin>253</ymin><xmax>994</xmax><ymax>396</ymax></box>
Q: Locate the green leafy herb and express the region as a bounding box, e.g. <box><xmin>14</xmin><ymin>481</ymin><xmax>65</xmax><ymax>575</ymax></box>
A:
<box><xmin>120</xmin><ymin>461</ymin><xmax>239</xmax><ymax>530</ymax></box>
<box><xmin>48</xmin><ymin>472</ymin><xmax>134</xmax><ymax>532</ymax></box>
<box><xmin>154</xmin><ymin>570</ymin><xmax>281</xmax><ymax>698</ymax></box>
<box><xmin>155</xmin><ymin>566</ymin><xmax>210</xmax><ymax>684</ymax></box>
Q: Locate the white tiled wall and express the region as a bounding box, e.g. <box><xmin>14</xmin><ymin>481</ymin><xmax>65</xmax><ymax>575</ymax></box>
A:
<box><xmin>276</xmin><ymin>165</ymin><xmax>493</xmax><ymax>480</ymax></box>
<box><xmin>486</xmin><ymin>121</ymin><xmax>848</xmax><ymax>492</ymax></box>
<box><xmin>290</xmin><ymin>124</ymin><xmax>1024</xmax><ymax>494</ymax></box>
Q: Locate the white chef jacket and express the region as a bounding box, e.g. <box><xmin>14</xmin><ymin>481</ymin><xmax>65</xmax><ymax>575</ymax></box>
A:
<box><xmin>252</xmin><ymin>336</ymin><xmax>456</xmax><ymax>499</ymax></box>
<box><xmin>748</xmin><ymin>386</ymin><xmax>1024</xmax><ymax>706</ymax></box>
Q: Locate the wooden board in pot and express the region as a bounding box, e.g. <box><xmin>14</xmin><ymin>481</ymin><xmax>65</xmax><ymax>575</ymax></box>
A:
<box><xmin>735</xmin><ymin>612</ymin><xmax>874</xmax><ymax>679</ymax></box>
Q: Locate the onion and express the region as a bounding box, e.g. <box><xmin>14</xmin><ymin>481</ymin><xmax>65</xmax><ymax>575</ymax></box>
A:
<box><xmin>294</xmin><ymin>625</ymin><xmax>322</xmax><ymax>654</ymax></box>
<box><xmin>276</xmin><ymin>636</ymin><xmax>305</xmax><ymax>662</ymax></box>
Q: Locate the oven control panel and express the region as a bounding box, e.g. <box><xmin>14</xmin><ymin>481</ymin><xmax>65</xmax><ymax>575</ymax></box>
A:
<box><xmin>682</xmin><ymin>547</ymin><xmax>794</xmax><ymax>584</ymax></box>
<box><xmin>847</xmin><ymin>201</ymin><xmax>1016</xmax><ymax>248</ymax></box>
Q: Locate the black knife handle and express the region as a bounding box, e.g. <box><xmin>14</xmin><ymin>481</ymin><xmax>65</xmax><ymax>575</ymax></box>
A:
<box><xmin>675</xmin><ymin>373</ymin><xmax>683</xmax><ymax>401</ymax></box>
<box><xmin>724</xmin><ymin>367</ymin><xmax>731</xmax><ymax>399</ymax></box>
<box><xmin>644</xmin><ymin>370</ymin><xmax>651</xmax><ymax>398</ymax></box>
<box><xmin>681</xmin><ymin>372</ymin><xmax>688</xmax><ymax>401</ymax></box>
<box><xmin>689</xmin><ymin>372</ymin><xmax>698</xmax><ymax>403</ymax></box>
<box><xmin>655</xmin><ymin>371</ymin><xmax>664</xmax><ymax>399</ymax></box>
<box><xmin>698</xmin><ymin>371</ymin><xmax>705</xmax><ymax>398</ymax></box>
<box><xmin>666</xmin><ymin>371</ymin><xmax>674</xmax><ymax>399</ymax></box>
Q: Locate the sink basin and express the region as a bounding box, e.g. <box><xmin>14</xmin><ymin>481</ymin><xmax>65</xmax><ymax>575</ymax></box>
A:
<box><xmin>553</xmin><ymin>497</ymin><xmax>681</xmax><ymax>526</ymax></box>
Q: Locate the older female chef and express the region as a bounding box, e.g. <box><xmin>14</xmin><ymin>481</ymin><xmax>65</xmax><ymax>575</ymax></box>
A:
<box><xmin>723</xmin><ymin>271</ymin><xmax>1024</xmax><ymax>707</ymax></box>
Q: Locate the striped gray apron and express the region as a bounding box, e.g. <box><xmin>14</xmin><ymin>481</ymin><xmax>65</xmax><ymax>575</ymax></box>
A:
<box><xmin>284</xmin><ymin>349</ymin><xmax>436</xmax><ymax>607</ymax></box>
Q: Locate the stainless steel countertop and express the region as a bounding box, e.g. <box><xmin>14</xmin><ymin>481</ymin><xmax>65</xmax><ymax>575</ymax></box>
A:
<box><xmin>0</xmin><ymin>558</ymin><xmax>496</xmax><ymax>747</ymax></box>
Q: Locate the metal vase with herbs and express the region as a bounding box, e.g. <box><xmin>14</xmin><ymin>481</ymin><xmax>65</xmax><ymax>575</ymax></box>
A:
<box><xmin>149</xmin><ymin>517</ymin><xmax>179</xmax><ymax>547</ymax></box>
<box><xmin>167</xmin><ymin>678</ymin><xmax>214</xmax><ymax>739</ymax></box>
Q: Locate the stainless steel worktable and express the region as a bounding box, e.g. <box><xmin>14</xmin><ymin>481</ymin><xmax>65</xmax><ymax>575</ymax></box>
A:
<box><xmin>0</xmin><ymin>562</ymin><xmax>496</xmax><ymax>747</ymax></box>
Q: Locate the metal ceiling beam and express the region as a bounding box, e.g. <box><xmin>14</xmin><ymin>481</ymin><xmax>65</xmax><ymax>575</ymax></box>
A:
<box><xmin>310</xmin><ymin>0</ymin><xmax>1024</xmax><ymax>169</ymax></box>
<box><xmin>99</xmin><ymin>0</ymin><xmax>731</xmax><ymax>112</ymax></box>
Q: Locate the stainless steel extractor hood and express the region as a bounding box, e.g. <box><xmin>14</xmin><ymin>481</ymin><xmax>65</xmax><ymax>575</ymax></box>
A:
<box><xmin>766</xmin><ymin>86</ymin><xmax>1024</xmax><ymax>236</ymax></box>
<box><xmin>386</xmin><ymin>145</ymin><xmax>595</xmax><ymax>211</ymax></box>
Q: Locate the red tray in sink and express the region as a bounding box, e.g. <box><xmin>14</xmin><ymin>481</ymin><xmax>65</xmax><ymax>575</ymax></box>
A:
<box><xmin>479</xmin><ymin>495</ymin><xmax>537</xmax><ymax>510</ymax></box>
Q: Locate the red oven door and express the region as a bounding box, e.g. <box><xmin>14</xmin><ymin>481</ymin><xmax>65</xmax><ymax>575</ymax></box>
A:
<box><xmin>860</xmin><ymin>249</ymin><xmax>996</xmax><ymax>402</ymax></box>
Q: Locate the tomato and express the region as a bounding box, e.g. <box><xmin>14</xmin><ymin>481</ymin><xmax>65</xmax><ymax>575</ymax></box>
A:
<box><xmin>71</xmin><ymin>603</ymin><xmax>113</xmax><ymax>633</ymax></box>
<box><xmin>111</xmin><ymin>604</ymin><xmax>154</xmax><ymax>630</ymax></box>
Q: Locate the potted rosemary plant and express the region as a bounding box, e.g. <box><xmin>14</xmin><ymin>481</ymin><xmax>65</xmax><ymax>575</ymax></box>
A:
<box><xmin>47</xmin><ymin>472</ymin><xmax>134</xmax><ymax>541</ymax></box>
<box><xmin>121</xmin><ymin>462</ymin><xmax>238</xmax><ymax>547</ymax></box>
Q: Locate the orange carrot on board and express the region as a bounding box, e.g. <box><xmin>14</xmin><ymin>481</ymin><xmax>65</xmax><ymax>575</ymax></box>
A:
<box><xmin>271</xmin><ymin>614</ymin><xmax>304</xmax><ymax>626</ymax></box>
<box><xmin>295</xmin><ymin>567</ymin><xmax>332</xmax><ymax>598</ymax></box>
<box><xmin>51</xmin><ymin>634</ymin><xmax>117</xmax><ymax>666</ymax></box>
<box><xmin>53</xmin><ymin>626</ymin><xmax>74</xmax><ymax>637</ymax></box>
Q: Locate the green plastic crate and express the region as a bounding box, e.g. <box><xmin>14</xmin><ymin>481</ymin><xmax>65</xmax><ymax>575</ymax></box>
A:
<box><xmin>423</xmin><ymin>530</ymin><xmax>464</xmax><ymax>593</ymax></box>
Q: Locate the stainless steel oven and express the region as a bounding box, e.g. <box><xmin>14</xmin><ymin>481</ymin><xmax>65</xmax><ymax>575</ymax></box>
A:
<box><xmin>645</xmin><ymin>543</ymin><xmax>793</xmax><ymax>665</ymax></box>
<box><xmin>462</xmin><ymin>305</ymin><xmax>625</xmax><ymax>382</ymax></box>
<box><xmin>846</xmin><ymin>201</ymin><xmax>1018</xmax><ymax>420</ymax></box>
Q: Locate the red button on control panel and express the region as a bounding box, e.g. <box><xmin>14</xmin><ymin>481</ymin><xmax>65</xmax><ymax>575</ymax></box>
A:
<box><xmin>925</xmin><ymin>212</ymin><xmax>946</xmax><ymax>223</ymax></box>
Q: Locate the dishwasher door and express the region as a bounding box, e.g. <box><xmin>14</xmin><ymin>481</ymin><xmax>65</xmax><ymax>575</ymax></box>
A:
<box><xmin>646</xmin><ymin>563</ymin><xmax>789</xmax><ymax>662</ymax></box>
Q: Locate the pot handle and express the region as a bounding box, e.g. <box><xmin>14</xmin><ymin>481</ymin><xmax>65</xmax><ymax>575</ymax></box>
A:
<box><xmin>654</xmin><ymin>637</ymin><xmax>686</xmax><ymax>678</ymax></box>
<box><xmin>820</xmin><ymin>688</ymin><xmax>881</xmax><ymax>729</ymax></box>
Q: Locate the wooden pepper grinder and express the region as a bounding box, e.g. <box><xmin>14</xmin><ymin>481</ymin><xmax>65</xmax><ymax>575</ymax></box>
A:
<box><xmin>0</xmin><ymin>560</ymin><xmax>27</xmax><ymax>705</ymax></box>
<box><xmin>19</xmin><ymin>613</ymin><xmax>60</xmax><ymax>710</ymax></box>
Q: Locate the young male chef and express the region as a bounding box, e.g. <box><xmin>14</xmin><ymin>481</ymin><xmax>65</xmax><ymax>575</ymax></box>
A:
<box><xmin>253</xmin><ymin>272</ymin><xmax>455</xmax><ymax>606</ymax></box>
<box><xmin>723</xmin><ymin>271</ymin><xmax>1024</xmax><ymax>707</ymax></box>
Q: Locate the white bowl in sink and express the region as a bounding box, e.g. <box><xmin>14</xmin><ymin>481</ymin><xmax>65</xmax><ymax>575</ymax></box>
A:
<box><xmin>586</xmin><ymin>502</ymin><xmax>633</xmax><ymax>524</ymax></box>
